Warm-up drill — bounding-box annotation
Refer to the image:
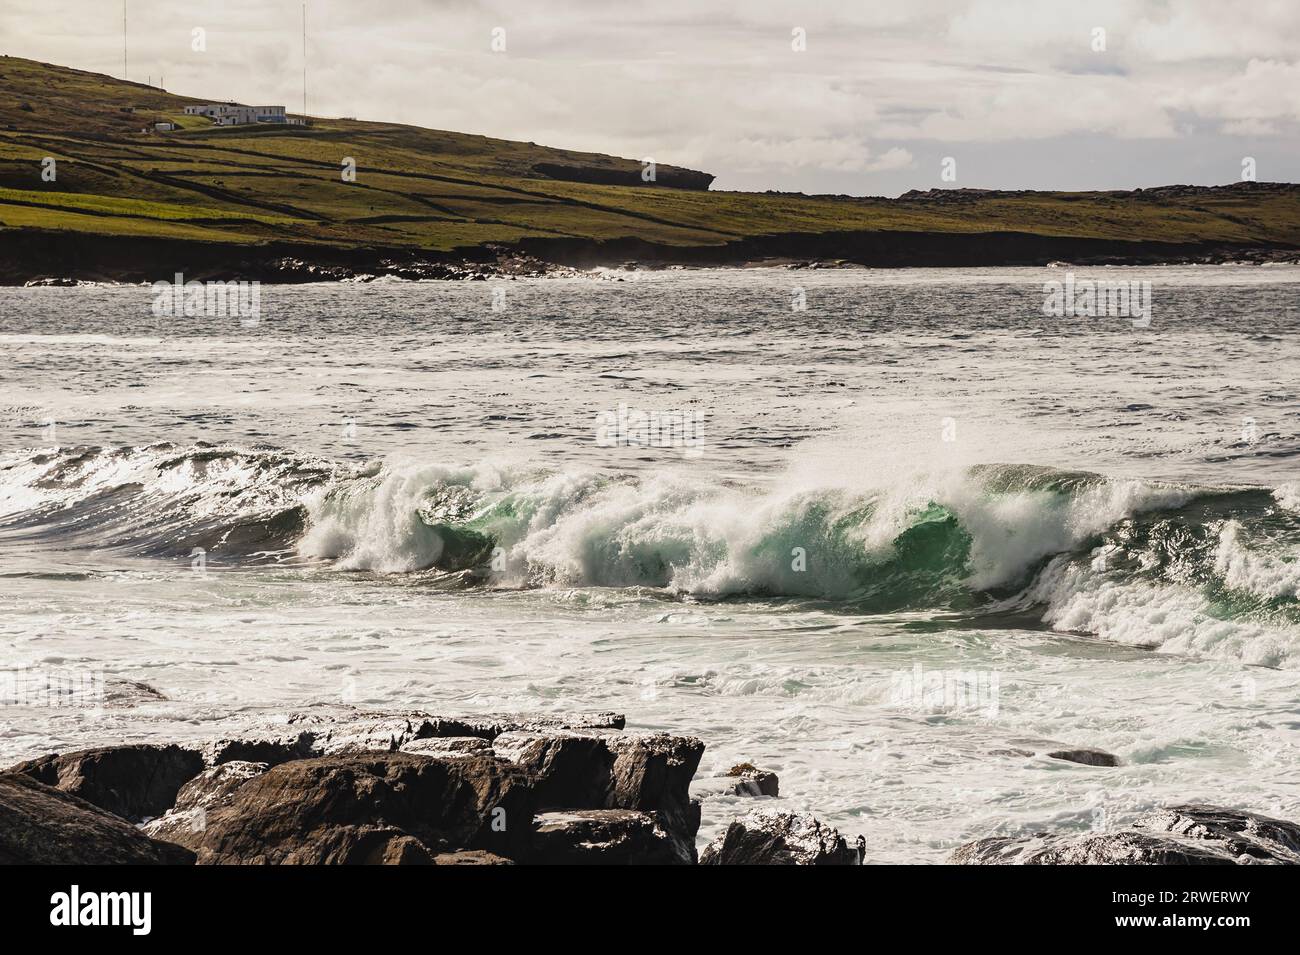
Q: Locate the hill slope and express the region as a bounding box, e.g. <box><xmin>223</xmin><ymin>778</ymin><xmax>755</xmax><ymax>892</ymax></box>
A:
<box><xmin>1</xmin><ymin>55</ymin><xmax>1299</xmax><ymax>282</ymax></box>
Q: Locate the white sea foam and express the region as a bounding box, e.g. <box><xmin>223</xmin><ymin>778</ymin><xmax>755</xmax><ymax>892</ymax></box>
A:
<box><xmin>1026</xmin><ymin>552</ymin><xmax>1298</xmax><ymax>667</ymax></box>
<box><xmin>1214</xmin><ymin>521</ymin><xmax>1300</xmax><ymax>601</ymax></box>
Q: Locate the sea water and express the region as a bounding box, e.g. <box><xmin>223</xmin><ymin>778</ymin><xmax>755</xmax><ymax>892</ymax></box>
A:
<box><xmin>1</xmin><ymin>265</ymin><xmax>1298</xmax><ymax>861</ymax></box>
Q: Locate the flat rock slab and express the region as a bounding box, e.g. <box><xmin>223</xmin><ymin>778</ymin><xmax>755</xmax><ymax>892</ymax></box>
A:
<box><xmin>0</xmin><ymin>772</ymin><xmax>194</xmax><ymax>865</ymax></box>
<box><xmin>8</xmin><ymin>744</ymin><xmax>204</xmax><ymax>821</ymax></box>
<box><xmin>952</xmin><ymin>804</ymin><xmax>1300</xmax><ymax>865</ymax></box>
<box><xmin>701</xmin><ymin>808</ymin><xmax>863</xmax><ymax>865</ymax></box>
<box><xmin>201</xmin><ymin>710</ymin><xmax>626</xmax><ymax>765</ymax></box>
<box><xmin>399</xmin><ymin>737</ymin><xmax>495</xmax><ymax>758</ymax></box>
<box><xmin>1046</xmin><ymin>748</ymin><xmax>1120</xmax><ymax>767</ymax></box>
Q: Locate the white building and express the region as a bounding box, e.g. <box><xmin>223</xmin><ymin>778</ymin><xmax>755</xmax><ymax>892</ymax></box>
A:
<box><xmin>182</xmin><ymin>103</ymin><xmax>300</xmax><ymax>126</ymax></box>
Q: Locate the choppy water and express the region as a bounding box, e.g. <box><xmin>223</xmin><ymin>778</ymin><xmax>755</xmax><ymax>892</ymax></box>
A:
<box><xmin>2</xmin><ymin>265</ymin><xmax>1299</xmax><ymax>862</ymax></box>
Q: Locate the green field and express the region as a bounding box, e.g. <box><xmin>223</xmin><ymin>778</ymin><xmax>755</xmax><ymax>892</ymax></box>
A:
<box><xmin>2</xmin><ymin>54</ymin><xmax>1299</xmax><ymax>260</ymax></box>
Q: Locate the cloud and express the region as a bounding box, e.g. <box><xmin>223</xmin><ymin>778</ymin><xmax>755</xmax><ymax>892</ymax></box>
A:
<box><xmin>4</xmin><ymin>0</ymin><xmax>1299</xmax><ymax>193</ymax></box>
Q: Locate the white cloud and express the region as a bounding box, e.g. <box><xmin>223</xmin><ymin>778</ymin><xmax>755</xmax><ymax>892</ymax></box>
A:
<box><xmin>3</xmin><ymin>0</ymin><xmax>1299</xmax><ymax>193</ymax></box>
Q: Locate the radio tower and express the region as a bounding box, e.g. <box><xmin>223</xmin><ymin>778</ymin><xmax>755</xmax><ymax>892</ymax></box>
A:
<box><xmin>302</xmin><ymin>2</ymin><xmax>308</xmax><ymax>116</ymax></box>
<box><xmin>123</xmin><ymin>1</ymin><xmax>128</xmax><ymax>80</ymax></box>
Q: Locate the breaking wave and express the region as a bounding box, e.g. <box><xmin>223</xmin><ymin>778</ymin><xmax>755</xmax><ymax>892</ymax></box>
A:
<box><xmin>3</xmin><ymin>444</ymin><xmax>1299</xmax><ymax>666</ymax></box>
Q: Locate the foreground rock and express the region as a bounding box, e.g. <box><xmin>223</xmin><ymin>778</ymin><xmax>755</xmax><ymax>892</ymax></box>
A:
<box><xmin>192</xmin><ymin>753</ymin><xmax>535</xmax><ymax>864</ymax></box>
<box><xmin>0</xmin><ymin>772</ymin><xmax>194</xmax><ymax>865</ymax></box>
<box><xmin>492</xmin><ymin>730</ymin><xmax>704</xmax><ymax>863</ymax></box>
<box><xmin>0</xmin><ymin>709</ymin><xmax>886</xmax><ymax>865</ymax></box>
<box><xmin>9</xmin><ymin>744</ymin><xmax>204</xmax><ymax>821</ymax></box>
<box><xmin>701</xmin><ymin>809</ymin><xmax>863</xmax><ymax>865</ymax></box>
<box><xmin>952</xmin><ymin>804</ymin><xmax>1300</xmax><ymax>865</ymax></box>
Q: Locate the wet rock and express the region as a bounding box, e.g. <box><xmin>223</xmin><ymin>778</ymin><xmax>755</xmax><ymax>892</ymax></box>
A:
<box><xmin>951</xmin><ymin>804</ymin><xmax>1300</xmax><ymax>865</ymax></box>
<box><xmin>141</xmin><ymin>761</ymin><xmax>268</xmax><ymax>847</ymax></box>
<box><xmin>0</xmin><ymin>772</ymin><xmax>194</xmax><ymax>865</ymax></box>
<box><xmin>1135</xmin><ymin>805</ymin><xmax>1300</xmax><ymax>863</ymax></box>
<box><xmin>492</xmin><ymin>730</ymin><xmax>704</xmax><ymax>863</ymax></box>
<box><xmin>987</xmin><ymin>743</ymin><xmax>1120</xmax><ymax>766</ymax></box>
<box><xmin>952</xmin><ymin>830</ymin><xmax>1237</xmax><ymax>865</ymax></box>
<box><xmin>9</xmin><ymin>744</ymin><xmax>204</xmax><ymax>821</ymax></box>
<box><xmin>531</xmin><ymin>809</ymin><xmax>681</xmax><ymax>865</ymax></box>
<box><xmin>691</xmin><ymin>762</ymin><xmax>781</xmax><ymax>799</ymax></box>
<box><xmin>192</xmin><ymin>753</ymin><xmax>535</xmax><ymax>864</ymax></box>
<box><xmin>102</xmin><ymin>679</ymin><xmax>169</xmax><ymax>707</ymax></box>
<box><xmin>1047</xmin><ymin>748</ymin><xmax>1120</xmax><ymax>767</ymax></box>
<box><xmin>700</xmin><ymin>808</ymin><xmax>863</xmax><ymax>865</ymax></box>
<box><xmin>725</xmin><ymin>763</ymin><xmax>779</xmax><ymax>797</ymax></box>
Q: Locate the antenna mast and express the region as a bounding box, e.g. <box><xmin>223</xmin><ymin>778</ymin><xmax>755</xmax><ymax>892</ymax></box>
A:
<box><xmin>123</xmin><ymin>1</ymin><xmax>128</xmax><ymax>80</ymax></box>
<box><xmin>302</xmin><ymin>2</ymin><xmax>307</xmax><ymax>115</ymax></box>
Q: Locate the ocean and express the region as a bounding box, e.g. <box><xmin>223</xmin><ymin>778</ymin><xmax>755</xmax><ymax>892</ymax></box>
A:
<box><xmin>2</xmin><ymin>264</ymin><xmax>1298</xmax><ymax>862</ymax></box>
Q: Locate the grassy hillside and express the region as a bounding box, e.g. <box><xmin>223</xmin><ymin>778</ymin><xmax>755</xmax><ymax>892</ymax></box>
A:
<box><xmin>2</xmin><ymin>55</ymin><xmax>1299</xmax><ymax>266</ymax></box>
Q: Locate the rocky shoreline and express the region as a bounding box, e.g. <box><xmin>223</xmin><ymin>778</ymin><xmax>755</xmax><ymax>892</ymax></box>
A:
<box><xmin>3</xmin><ymin>708</ymin><xmax>1298</xmax><ymax>865</ymax></box>
<box><xmin>3</xmin><ymin>227</ymin><xmax>1298</xmax><ymax>286</ymax></box>
<box><xmin>0</xmin><ymin>710</ymin><xmax>862</xmax><ymax>865</ymax></box>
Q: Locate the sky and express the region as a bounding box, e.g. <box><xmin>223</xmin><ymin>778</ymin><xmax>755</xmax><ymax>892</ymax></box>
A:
<box><xmin>3</xmin><ymin>0</ymin><xmax>1299</xmax><ymax>195</ymax></box>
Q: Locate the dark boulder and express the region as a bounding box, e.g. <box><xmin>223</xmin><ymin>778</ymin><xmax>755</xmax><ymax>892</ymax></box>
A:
<box><xmin>8</xmin><ymin>744</ymin><xmax>204</xmax><ymax>821</ymax></box>
<box><xmin>531</xmin><ymin>809</ymin><xmax>682</xmax><ymax>865</ymax></box>
<box><xmin>192</xmin><ymin>753</ymin><xmax>535</xmax><ymax>864</ymax></box>
<box><xmin>1047</xmin><ymin>748</ymin><xmax>1120</xmax><ymax>767</ymax></box>
<box><xmin>0</xmin><ymin>772</ymin><xmax>194</xmax><ymax>865</ymax></box>
<box><xmin>700</xmin><ymin>808</ymin><xmax>863</xmax><ymax>865</ymax></box>
<box><xmin>725</xmin><ymin>763</ymin><xmax>780</xmax><ymax>797</ymax></box>
<box><xmin>492</xmin><ymin>730</ymin><xmax>704</xmax><ymax>863</ymax></box>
